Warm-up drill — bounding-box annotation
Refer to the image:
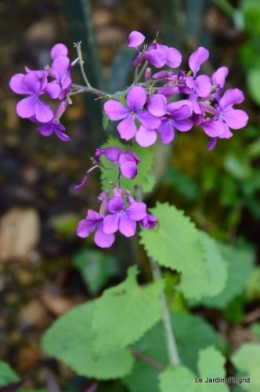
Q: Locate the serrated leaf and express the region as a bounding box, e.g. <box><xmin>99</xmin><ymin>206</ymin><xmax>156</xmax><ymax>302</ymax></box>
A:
<box><xmin>123</xmin><ymin>312</ymin><xmax>227</xmax><ymax>392</ymax></box>
<box><xmin>100</xmin><ymin>137</ymin><xmax>155</xmax><ymax>193</ymax></box>
<box><xmin>159</xmin><ymin>366</ymin><xmax>196</xmax><ymax>392</ymax></box>
<box><xmin>190</xmin><ymin>244</ymin><xmax>255</xmax><ymax>309</ymax></box>
<box><xmin>231</xmin><ymin>343</ymin><xmax>260</xmax><ymax>392</ymax></box>
<box><xmin>92</xmin><ymin>266</ymin><xmax>164</xmax><ymax>358</ymax></box>
<box><xmin>41</xmin><ymin>302</ymin><xmax>134</xmax><ymax>380</ymax></box>
<box><xmin>0</xmin><ymin>362</ymin><xmax>19</xmax><ymax>387</ymax></box>
<box><xmin>159</xmin><ymin>347</ymin><xmax>228</xmax><ymax>392</ymax></box>
<box><xmin>140</xmin><ymin>203</ymin><xmax>209</xmax><ymax>300</ymax></box>
<box><xmin>198</xmin><ymin>346</ymin><xmax>228</xmax><ymax>391</ymax></box>
<box><xmin>198</xmin><ymin>232</ymin><xmax>228</xmax><ymax>297</ymax></box>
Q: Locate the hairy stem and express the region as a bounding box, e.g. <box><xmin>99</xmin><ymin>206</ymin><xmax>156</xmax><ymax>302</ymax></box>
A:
<box><xmin>149</xmin><ymin>257</ymin><xmax>181</xmax><ymax>366</ymax></box>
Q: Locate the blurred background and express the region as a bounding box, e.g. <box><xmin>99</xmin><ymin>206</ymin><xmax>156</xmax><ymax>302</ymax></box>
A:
<box><xmin>1</xmin><ymin>0</ymin><xmax>260</xmax><ymax>390</ymax></box>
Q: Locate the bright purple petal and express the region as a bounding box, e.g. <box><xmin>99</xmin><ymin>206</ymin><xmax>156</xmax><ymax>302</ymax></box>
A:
<box><xmin>94</xmin><ymin>226</ymin><xmax>115</xmax><ymax>248</ymax></box>
<box><xmin>16</xmin><ymin>96</ymin><xmax>37</xmax><ymax>118</ymax></box>
<box><xmin>159</xmin><ymin>121</ymin><xmax>174</xmax><ymax>144</ymax></box>
<box><xmin>108</xmin><ymin>196</ymin><xmax>125</xmax><ymax>212</ymax></box>
<box><xmin>145</xmin><ymin>44</ymin><xmax>167</xmax><ymax>68</ymax></box>
<box><xmin>37</xmin><ymin>123</ymin><xmax>53</xmax><ymax>136</ymax></box>
<box><xmin>55</xmin><ymin>129</ymin><xmax>71</xmax><ymax>141</ymax></box>
<box><xmin>34</xmin><ymin>100</ymin><xmax>54</xmax><ymax>123</ymax></box>
<box><xmin>195</xmin><ymin>75</ymin><xmax>212</xmax><ymax>97</ymax></box>
<box><xmin>117</xmin><ymin>115</ymin><xmax>137</xmax><ymax>140</ymax></box>
<box><xmin>137</xmin><ymin>111</ymin><xmax>161</xmax><ymax>129</ymax></box>
<box><xmin>126</xmin><ymin>202</ymin><xmax>147</xmax><ymax>221</ymax></box>
<box><xmin>212</xmin><ymin>66</ymin><xmax>229</xmax><ymax>88</ymax></box>
<box><xmin>9</xmin><ymin>74</ymin><xmax>29</xmax><ymax>94</ymax></box>
<box><xmin>222</xmin><ymin>108</ymin><xmax>249</xmax><ymax>129</ymax></box>
<box><xmin>201</xmin><ymin>120</ymin><xmax>226</xmax><ymax>137</ymax></box>
<box><xmin>103</xmin><ymin>213</ymin><xmax>120</xmax><ymax>234</ymax></box>
<box><xmin>173</xmin><ymin>117</ymin><xmax>193</xmax><ymax>132</ymax></box>
<box><xmin>22</xmin><ymin>72</ymin><xmax>42</xmax><ymax>94</ymax></box>
<box><xmin>127</xmin><ymin>31</ymin><xmax>145</xmax><ymax>48</ymax></box>
<box><xmin>147</xmin><ymin>94</ymin><xmax>166</xmax><ymax>116</ymax></box>
<box><xmin>126</xmin><ymin>86</ymin><xmax>147</xmax><ymax>111</ymax></box>
<box><xmin>104</xmin><ymin>99</ymin><xmax>129</xmax><ymax>120</ymax></box>
<box><xmin>189</xmin><ymin>47</ymin><xmax>209</xmax><ymax>75</ymax></box>
<box><xmin>51</xmin><ymin>43</ymin><xmax>68</xmax><ymax>60</ymax></box>
<box><xmin>118</xmin><ymin>214</ymin><xmax>137</xmax><ymax>237</ymax></box>
<box><xmin>44</xmin><ymin>81</ymin><xmax>61</xmax><ymax>99</ymax></box>
<box><xmin>207</xmin><ymin>138</ymin><xmax>217</xmax><ymax>151</ymax></box>
<box><xmin>220</xmin><ymin>88</ymin><xmax>244</xmax><ymax>109</ymax></box>
<box><xmin>120</xmin><ymin>160</ymin><xmax>137</xmax><ymax>178</ymax></box>
<box><xmin>51</xmin><ymin>56</ymin><xmax>70</xmax><ymax>80</ymax></box>
<box><xmin>136</xmin><ymin>126</ymin><xmax>157</xmax><ymax>147</ymax></box>
<box><xmin>77</xmin><ymin>210</ymin><xmax>102</xmax><ymax>237</ymax></box>
<box><xmin>166</xmin><ymin>47</ymin><xmax>182</xmax><ymax>68</ymax></box>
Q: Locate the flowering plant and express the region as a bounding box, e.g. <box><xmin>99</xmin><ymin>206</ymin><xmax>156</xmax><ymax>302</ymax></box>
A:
<box><xmin>9</xmin><ymin>31</ymin><xmax>253</xmax><ymax>391</ymax></box>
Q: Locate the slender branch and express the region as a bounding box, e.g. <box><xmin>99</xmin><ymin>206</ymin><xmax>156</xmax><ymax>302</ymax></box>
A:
<box><xmin>70</xmin><ymin>84</ymin><xmax>108</xmax><ymax>97</ymax></box>
<box><xmin>130</xmin><ymin>348</ymin><xmax>166</xmax><ymax>371</ymax></box>
<box><xmin>149</xmin><ymin>257</ymin><xmax>181</xmax><ymax>366</ymax></box>
<box><xmin>135</xmin><ymin>60</ymin><xmax>149</xmax><ymax>83</ymax></box>
<box><xmin>74</xmin><ymin>42</ymin><xmax>92</xmax><ymax>88</ymax></box>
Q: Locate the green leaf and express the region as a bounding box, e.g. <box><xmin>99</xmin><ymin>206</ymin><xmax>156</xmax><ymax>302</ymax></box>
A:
<box><xmin>197</xmin><ymin>346</ymin><xmax>228</xmax><ymax>391</ymax></box>
<box><xmin>198</xmin><ymin>232</ymin><xmax>228</xmax><ymax>297</ymax></box>
<box><xmin>189</xmin><ymin>243</ymin><xmax>255</xmax><ymax>309</ymax></box>
<box><xmin>247</xmin><ymin>69</ymin><xmax>260</xmax><ymax>106</ymax></box>
<box><xmin>123</xmin><ymin>312</ymin><xmax>227</xmax><ymax>392</ymax></box>
<box><xmin>100</xmin><ymin>137</ymin><xmax>155</xmax><ymax>194</ymax></box>
<box><xmin>0</xmin><ymin>362</ymin><xmax>19</xmax><ymax>387</ymax></box>
<box><xmin>245</xmin><ymin>267</ymin><xmax>260</xmax><ymax>301</ymax></box>
<box><xmin>92</xmin><ymin>266</ymin><xmax>164</xmax><ymax>358</ymax></box>
<box><xmin>41</xmin><ymin>302</ymin><xmax>134</xmax><ymax>380</ymax></box>
<box><xmin>140</xmin><ymin>203</ymin><xmax>209</xmax><ymax>300</ymax></box>
<box><xmin>159</xmin><ymin>347</ymin><xmax>228</xmax><ymax>392</ymax></box>
<box><xmin>159</xmin><ymin>366</ymin><xmax>196</xmax><ymax>392</ymax></box>
<box><xmin>232</xmin><ymin>343</ymin><xmax>260</xmax><ymax>391</ymax></box>
<box><xmin>72</xmin><ymin>249</ymin><xmax>119</xmax><ymax>294</ymax></box>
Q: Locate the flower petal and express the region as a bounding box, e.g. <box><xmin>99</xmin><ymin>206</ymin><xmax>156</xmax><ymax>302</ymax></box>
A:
<box><xmin>51</xmin><ymin>43</ymin><xmax>68</xmax><ymax>60</ymax></box>
<box><xmin>126</xmin><ymin>202</ymin><xmax>147</xmax><ymax>221</ymax></box>
<box><xmin>117</xmin><ymin>115</ymin><xmax>137</xmax><ymax>140</ymax></box>
<box><xmin>212</xmin><ymin>66</ymin><xmax>229</xmax><ymax>88</ymax></box>
<box><xmin>108</xmin><ymin>196</ymin><xmax>125</xmax><ymax>213</ymax></box>
<box><xmin>34</xmin><ymin>99</ymin><xmax>54</xmax><ymax>123</ymax></box>
<box><xmin>189</xmin><ymin>47</ymin><xmax>209</xmax><ymax>75</ymax></box>
<box><xmin>137</xmin><ymin>111</ymin><xmax>161</xmax><ymax>129</ymax></box>
<box><xmin>220</xmin><ymin>88</ymin><xmax>244</xmax><ymax>109</ymax></box>
<box><xmin>118</xmin><ymin>214</ymin><xmax>136</xmax><ymax>237</ymax></box>
<box><xmin>127</xmin><ymin>31</ymin><xmax>145</xmax><ymax>48</ymax></box>
<box><xmin>9</xmin><ymin>73</ymin><xmax>29</xmax><ymax>94</ymax></box>
<box><xmin>166</xmin><ymin>47</ymin><xmax>182</xmax><ymax>68</ymax></box>
<box><xmin>126</xmin><ymin>86</ymin><xmax>147</xmax><ymax>111</ymax></box>
<box><xmin>158</xmin><ymin>120</ymin><xmax>174</xmax><ymax>144</ymax></box>
<box><xmin>136</xmin><ymin>126</ymin><xmax>157</xmax><ymax>147</ymax></box>
<box><xmin>104</xmin><ymin>99</ymin><xmax>129</xmax><ymax>120</ymax></box>
<box><xmin>16</xmin><ymin>96</ymin><xmax>37</xmax><ymax>118</ymax></box>
<box><xmin>147</xmin><ymin>94</ymin><xmax>166</xmax><ymax>116</ymax></box>
<box><xmin>103</xmin><ymin>213</ymin><xmax>120</xmax><ymax>234</ymax></box>
<box><xmin>222</xmin><ymin>108</ymin><xmax>249</xmax><ymax>129</ymax></box>
<box><xmin>201</xmin><ymin>120</ymin><xmax>226</xmax><ymax>137</ymax></box>
<box><xmin>120</xmin><ymin>160</ymin><xmax>137</xmax><ymax>178</ymax></box>
<box><xmin>94</xmin><ymin>226</ymin><xmax>115</xmax><ymax>248</ymax></box>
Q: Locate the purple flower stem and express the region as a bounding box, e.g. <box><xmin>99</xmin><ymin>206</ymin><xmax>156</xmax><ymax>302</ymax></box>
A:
<box><xmin>69</xmin><ymin>84</ymin><xmax>108</xmax><ymax>98</ymax></box>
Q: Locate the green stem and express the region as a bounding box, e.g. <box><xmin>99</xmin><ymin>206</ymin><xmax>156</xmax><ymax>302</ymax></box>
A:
<box><xmin>211</xmin><ymin>0</ymin><xmax>235</xmax><ymax>18</ymax></box>
<box><xmin>149</xmin><ymin>257</ymin><xmax>181</xmax><ymax>366</ymax></box>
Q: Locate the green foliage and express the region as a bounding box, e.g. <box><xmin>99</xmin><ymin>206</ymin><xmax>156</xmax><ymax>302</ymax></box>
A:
<box><xmin>72</xmin><ymin>249</ymin><xmax>119</xmax><ymax>294</ymax></box>
<box><xmin>0</xmin><ymin>362</ymin><xmax>19</xmax><ymax>387</ymax></box>
<box><xmin>159</xmin><ymin>346</ymin><xmax>228</xmax><ymax>392</ymax></box>
<box><xmin>51</xmin><ymin>214</ymin><xmax>79</xmax><ymax>236</ymax></box>
<box><xmin>91</xmin><ymin>266</ymin><xmax>164</xmax><ymax>358</ymax></box>
<box><xmin>123</xmin><ymin>312</ymin><xmax>227</xmax><ymax>392</ymax></box>
<box><xmin>163</xmin><ymin>167</ymin><xmax>199</xmax><ymax>201</ymax></box>
<box><xmin>245</xmin><ymin>267</ymin><xmax>260</xmax><ymax>301</ymax></box>
<box><xmin>241</xmin><ymin>0</ymin><xmax>260</xmax><ymax>35</ymax></box>
<box><xmin>247</xmin><ymin>69</ymin><xmax>260</xmax><ymax>106</ymax></box>
<box><xmin>189</xmin><ymin>243</ymin><xmax>255</xmax><ymax>310</ymax></box>
<box><xmin>100</xmin><ymin>137</ymin><xmax>155</xmax><ymax>194</ymax></box>
<box><xmin>41</xmin><ymin>301</ymin><xmax>134</xmax><ymax>380</ymax></box>
<box><xmin>232</xmin><ymin>343</ymin><xmax>260</xmax><ymax>391</ymax></box>
<box><xmin>140</xmin><ymin>203</ymin><xmax>228</xmax><ymax>300</ymax></box>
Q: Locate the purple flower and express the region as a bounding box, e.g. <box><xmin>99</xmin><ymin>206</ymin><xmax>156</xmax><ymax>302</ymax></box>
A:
<box><xmin>103</xmin><ymin>196</ymin><xmax>147</xmax><ymax>237</ymax></box>
<box><xmin>201</xmin><ymin>88</ymin><xmax>249</xmax><ymax>139</ymax></box>
<box><xmin>157</xmin><ymin>100</ymin><xmax>193</xmax><ymax>144</ymax></box>
<box><xmin>140</xmin><ymin>213</ymin><xmax>158</xmax><ymax>229</ymax></box>
<box><xmin>37</xmin><ymin>101</ymin><xmax>70</xmax><ymax>141</ymax></box>
<box><xmin>45</xmin><ymin>44</ymin><xmax>73</xmax><ymax>100</ymax></box>
<box><xmin>127</xmin><ymin>31</ymin><xmax>145</xmax><ymax>48</ymax></box>
<box><xmin>104</xmin><ymin>86</ymin><xmax>161</xmax><ymax>140</ymax></box>
<box><xmin>95</xmin><ymin>146</ymin><xmax>141</xmax><ymax>179</ymax></box>
<box><xmin>77</xmin><ymin>209</ymin><xmax>115</xmax><ymax>248</ymax></box>
<box><xmin>9</xmin><ymin>71</ymin><xmax>54</xmax><ymax>123</ymax></box>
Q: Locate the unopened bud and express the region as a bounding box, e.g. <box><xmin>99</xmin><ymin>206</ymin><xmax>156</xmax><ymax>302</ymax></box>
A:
<box><xmin>145</xmin><ymin>67</ymin><xmax>152</xmax><ymax>81</ymax></box>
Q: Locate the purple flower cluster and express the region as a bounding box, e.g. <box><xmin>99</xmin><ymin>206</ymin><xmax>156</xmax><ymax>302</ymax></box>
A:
<box><xmin>9</xmin><ymin>33</ymin><xmax>249</xmax><ymax>249</ymax></box>
<box><xmin>77</xmin><ymin>189</ymin><xmax>157</xmax><ymax>248</ymax></box>
<box><xmin>9</xmin><ymin>43</ymin><xmax>76</xmax><ymax>141</ymax></box>
<box><xmin>104</xmin><ymin>31</ymin><xmax>249</xmax><ymax>150</ymax></box>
